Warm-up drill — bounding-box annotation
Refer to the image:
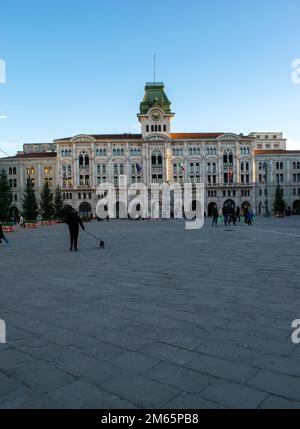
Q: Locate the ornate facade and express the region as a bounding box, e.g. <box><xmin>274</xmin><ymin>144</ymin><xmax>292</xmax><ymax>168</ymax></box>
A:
<box><xmin>1</xmin><ymin>82</ymin><xmax>300</xmax><ymax>217</ymax></box>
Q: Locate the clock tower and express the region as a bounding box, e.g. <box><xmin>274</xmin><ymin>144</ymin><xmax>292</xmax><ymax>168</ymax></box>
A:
<box><xmin>137</xmin><ymin>82</ymin><xmax>174</xmax><ymax>138</ymax></box>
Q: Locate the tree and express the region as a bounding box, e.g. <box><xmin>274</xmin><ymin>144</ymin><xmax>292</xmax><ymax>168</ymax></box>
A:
<box><xmin>0</xmin><ymin>168</ymin><xmax>13</xmax><ymax>221</ymax></box>
<box><xmin>22</xmin><ymin>177</ymin><xmax>39</xmax><ymax>221</ymax></box>
<box><xmin>273</xmin><ymin>184</ymin><xmax>286</xmax><ymax>217</ymax></box>
<box><xmin>40</xmin><ymin>181</ymin><xmax>54</xmax><ymax>220</ymax></box>
<box><xmin>54</xmin><ymin>186</ymin><xmax>64</xmax><ymax>220</ymax></box>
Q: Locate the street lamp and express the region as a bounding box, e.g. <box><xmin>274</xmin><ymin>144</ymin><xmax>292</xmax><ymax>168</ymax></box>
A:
<box><xmin>263</xmin><ymin>161</ymin><xmax>270</xmax><ymax>217</ymax></box>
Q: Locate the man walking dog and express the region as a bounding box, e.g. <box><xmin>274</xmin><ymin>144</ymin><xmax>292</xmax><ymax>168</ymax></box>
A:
<box><xmin>66</xmin><ymin>210</ymin><xmax>85</xmax><ymax>251</ymax></box>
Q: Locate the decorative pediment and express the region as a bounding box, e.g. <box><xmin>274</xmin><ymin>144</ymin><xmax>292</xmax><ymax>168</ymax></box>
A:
<box><xmin>217</xmin><ymin>133</ymin><xmax>241</xmax><ymax>141</ymax></box>
<box><xmin>71</xmin><ymin>135</ymin><xmax>96</xmax><ymax>143</ymax></box>
<box><xmin>144</xmin><ymin>134</ymin><xmax>171</xmax><ymax>142</ymax></box>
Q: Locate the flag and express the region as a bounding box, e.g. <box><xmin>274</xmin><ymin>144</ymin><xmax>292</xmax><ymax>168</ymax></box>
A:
<box><xmin>180</xmin><ymin>163</ymin><xmax>185</xmax><ymax>173</ymax></box>
<box><xmin>136</xmin><ymin>163</ymin><xmax>142</xmax><ymax>173</ymax></box>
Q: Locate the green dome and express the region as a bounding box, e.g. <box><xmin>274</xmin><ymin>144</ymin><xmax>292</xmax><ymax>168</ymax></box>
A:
<box><xmin>139</xmin><ymin>82</ymin><xmax>172</xmax><ymax>114</ymax></box>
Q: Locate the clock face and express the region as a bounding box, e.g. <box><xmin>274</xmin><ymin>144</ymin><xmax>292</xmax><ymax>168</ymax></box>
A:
<box><xmin>151</xmin><ymin>112</ymin><xmax>161</xmax><ymax>121</ymax></box>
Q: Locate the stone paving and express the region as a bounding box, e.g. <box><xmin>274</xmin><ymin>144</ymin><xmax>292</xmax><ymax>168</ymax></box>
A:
<box><xmin>1</xmin><ymin>217</ymin><xmax>300</xmax><ymax>409</ymax></box>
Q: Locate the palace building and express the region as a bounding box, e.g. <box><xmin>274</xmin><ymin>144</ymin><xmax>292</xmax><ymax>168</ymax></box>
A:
<box><xmin>1</xmin><ymin>82</ymin><xmax>300</xmax><ymax>217</ymax></box>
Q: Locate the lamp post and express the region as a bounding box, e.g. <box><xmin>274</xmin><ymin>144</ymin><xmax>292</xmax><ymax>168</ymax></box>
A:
<box><xmin>263</xmin><ymin>161</ymin><xmax>270</xmax><ymax>217</ymax></box>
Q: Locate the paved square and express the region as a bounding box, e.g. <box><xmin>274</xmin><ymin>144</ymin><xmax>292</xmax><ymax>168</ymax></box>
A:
<box><xmin>1</xmin><ymin>217</ymin><xmax>300</xmax><ymax>409</ymax></box>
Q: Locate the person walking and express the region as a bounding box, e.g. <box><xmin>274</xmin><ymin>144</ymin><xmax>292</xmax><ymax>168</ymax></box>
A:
<box><xmin>66</xmin><ymin>210</ymin><xmax>85</xmax><ymax>251</ymax></box>
<box><xmin>236</xmin><ymin>206</ymin><xmax>240</xmax><ymax>222</ymax></box>
<box><xmin>0</xmin><ymin>222</ymin><xmax>9</xmax><ymax>245</ymax></box>
<box><xmin>228</xmin><ymin>205</ymin><xmax>236</xmax><ymax>226</ymax></box>
<box><xmin>223</xmin><ymin>205</ymin><xmax>229</xmax><ymax>226</ymax></box>
<box><xmin>247</xmin><ymin>208</ymin><xmax>254</xmax><ymax>226</ymax></box>
<box><xmin>211</xmin><ymin>205</ymin><xmax>218</xmax><ymax>227</ymax></box>
<box><xmin>243</xmin><ymin>207</ymin><xmax>249</xmax><ymax>224</ymax></box>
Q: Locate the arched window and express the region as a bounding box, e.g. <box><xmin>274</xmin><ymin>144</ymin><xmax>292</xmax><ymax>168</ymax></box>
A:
<box><xmin>85</xmin><ymin>154</ymin><xmax>89</xmax><ymax>166</ymax></box>
<box><xmin>103</xmin><ymin>149</ymin><xmax>107</xmax><ymax>156</ymax></box>
<box><xmin>193</xmin><ymin>147</ymin><xmax>196</xmax><ymax>155</ymax></box>
<box><xmin>152</xmin><ymin>150</ymin><xmax>162</xmax><ymax>168</ymax></box>
<box><xmin>61</xmin><ymin>150</ymin><xmax>65</xmax><ymax>157</ymax></box>
<box><xmin>241</xmin><ymin>162</ymin><xmax>244</xmax><ymax>171</ymax></box>
<box><xmin>246</xmin><ymin>162</ymin><xmax>249</xmax><ymax>171</ymax></box>
<box><xmin>176</xmin><ymin>148</ymin><xmax>179</xmax><ymax>156</ymax></box>
<box><xmin>151</xmin><ymin>125</ymin><xmax>154</xmax><ymax>132</ymax></box>
<box><xmin>120</xmin><ymin>164</ymin><xmax>124</xmax><ymax>174</ymax></box>
<box><xmin>8</xmin><ymin>167</ymin><xmax>12</xmax><ymax>175</ymax></box>
<box><xmin>13</xmin><ymin>167</ymin><xmax>17</xmax><ymax>175</ymax></box>
<box><xmin>158</xmin><ymin>125</ymin><xmax>161</xmax><ymax>132</ymax></box>
<box><xmin>79</xmin><ymin>154</ymin><xmax>84</xmax><ymax>166</ymax></box>
<box><xmin>97</xmin><ymin>164</ymin><xmax>101</xmax><ymax>174</ymax></box>
<box><xmin>163</xmin><ymin>125</ymin><xmax>167</xmax><ymax>132</ymax></box>
<box><xmin>196</xmin><ymin>163</ymin><xmax>200</xmax><ymax>173</ymax></box>
<box><xmin>116</xmin><ymin>148</ymin><xmax>120</xmax><ymax>156</ymax></box>
<box><xmin>173</xmin><ymin>164</ymin><xmax>177</xmax><ymax>174</ymax></box>
<box><xmin>113</xmin><ymin>148</ymin><xmax>116</xmax><ymax>156</ymax></box>
<box><xmin>196</xmin><ymin>147</ymin><xmax>200</xmax><ymax>155</ymax></box>
<box><xmin>114</xmin><ymin>164</ymin><xmax>118</xmax><ymax>175</ymax></box>
<box><xmin>146</xmin><ymin>125</ymin><xmax>149</xmax><ymax>132</ymax></box>
<box><xmin>189</xmin><ymin>147</ymin><xmax>192</xmax><ymax>155</ymax></box>
<box><xmin>96</xmin><ymin>148</ymin><xmax>99</xmax><ymax>156</ymax></box>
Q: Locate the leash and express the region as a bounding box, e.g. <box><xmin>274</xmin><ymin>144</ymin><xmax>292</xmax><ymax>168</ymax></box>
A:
<box><xmin>85</xmin><ymin>230</ymin><xmax>105</xmax><ymax>248</ymax></box>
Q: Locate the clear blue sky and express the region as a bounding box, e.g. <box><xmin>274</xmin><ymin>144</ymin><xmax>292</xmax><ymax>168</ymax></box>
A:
<box><xmin>0</xmin><ymin>0</ymin><xmax>300</xmax><ymax>155</ymax></box>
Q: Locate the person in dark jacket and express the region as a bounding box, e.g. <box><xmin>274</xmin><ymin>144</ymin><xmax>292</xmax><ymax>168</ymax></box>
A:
<box><xmin>223</xmin><ymin>205</ymin><xmax>229</xmax><ymax>226</ymax></box>
<box><xmin>211</xmin><ymin>205</ymin><xmax>219</xmax><ymax>227</ymax></box>
<box><xmin>228</xmin><ymin>205</ymin><xmax>236</xmax><ymax>226</ymax></box>
<box><xmin>66</xmin><ymin>210</ymin><xmax>85</xmax><ymax>251</ymax></box>
<box><xmin>236</xmin><ymin>206</ymin><xmax>240</xmax><ymax>222</ymax></box>
<box><xmin>247</xmin><ymin>208</ymin><xmax>254</xmax><ymax>226</ymax></box>
<box><xmin>0</xmin><ymin>222</ymin><xmax>9</xmax><ymax>245</ymax></box>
